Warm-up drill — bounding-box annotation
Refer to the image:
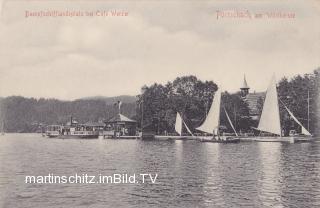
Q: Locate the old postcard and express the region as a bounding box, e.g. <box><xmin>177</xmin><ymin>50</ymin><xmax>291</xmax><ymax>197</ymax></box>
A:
<box><xmin>0</xmin><ymin>0</ymin><xmax>319</xmax><ymax>207</ymax></box>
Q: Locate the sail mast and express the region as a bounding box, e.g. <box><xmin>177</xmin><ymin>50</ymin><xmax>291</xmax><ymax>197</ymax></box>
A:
<box><xmin>257</xmin><ymin>75</ymin><xmax>282</xmax><ymax>136</ymax></box>
<box><xmin>279</xmin><ymin>99</ymin><xmax>311</xmax><ymax>136</ymax></box>
<box><xmin>182</xmin><ymin>120</ymin><xmax>194</xmax><ymax>136</ymax></box>
<box><xmin>224</xmin><ymin>107</ymin><xmax>238</xmax><ymax>136</ymax></box>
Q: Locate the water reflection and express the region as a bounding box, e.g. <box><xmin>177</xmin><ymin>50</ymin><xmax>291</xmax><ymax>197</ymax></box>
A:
<box><xmin>279</xmin><ymin>143</ymin><xmax>320</xmax><ymax>207</ymax></box>
<box><xmin>202</xmin><ymin>143</ymin><xmax>225</xmax><ymax>207</ymax></box>
<box><xmin>258</xmin><ymin>143</ymin><xmax>283</xmax><ymax>207</ymax></box>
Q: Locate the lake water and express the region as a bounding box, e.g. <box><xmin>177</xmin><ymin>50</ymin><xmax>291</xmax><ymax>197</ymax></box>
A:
<box><xmin>0</xmin><ymin>134</ymin><xmax>319</xmax><ymax>208</ymax></box>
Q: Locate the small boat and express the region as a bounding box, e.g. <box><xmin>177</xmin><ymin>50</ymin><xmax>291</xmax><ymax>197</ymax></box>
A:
<box><xmin>176</xmin><ymin>112</ymin><xmax>193</xmax><ymax>134</ymax></box>
<box><xmin>196</xmin><ymin>89</ymin><xmax>240</xmax><ymax>143</ymax></box>
<box><xmin>173</xmin><ymin>112</ymin><xmax>194</xmax><ymax>139</ymax></box>
<box><xmin>153</xmin><ymin>112</ymin><xmax>194</xmax><ymax>140</ymax></box>
<box><xmin>252</xmin><ymin>75</ymin><xmax>315</xmax><ymax>143</ymax></box>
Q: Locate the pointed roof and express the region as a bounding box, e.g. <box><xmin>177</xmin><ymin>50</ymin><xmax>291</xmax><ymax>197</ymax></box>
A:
<box><xmin>107</xmin><ymin>114</ymin><xmax>136</xmax><ymax>123</ymax></box>
<box><xmin>241</xmin><ymin>75</ymin><xmax>250</xmax><ymax>89</ymax></box>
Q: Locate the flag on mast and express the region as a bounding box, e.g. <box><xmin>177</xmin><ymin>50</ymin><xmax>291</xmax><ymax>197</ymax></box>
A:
<box><xmin>114</xmin><ymin>101</ymin><xmax>122</xmax><ymax>114</ymax></box>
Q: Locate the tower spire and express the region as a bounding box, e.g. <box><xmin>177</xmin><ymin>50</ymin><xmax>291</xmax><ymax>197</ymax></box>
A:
<box><xmin>240</xmin><ymin>74</ymin><xmax>250</xmax><ymax>97</ymax></box>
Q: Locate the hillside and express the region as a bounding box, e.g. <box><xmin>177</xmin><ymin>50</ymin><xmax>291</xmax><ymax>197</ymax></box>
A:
<box><xmin>0</xmin><ymin>96</ymin><xmax>137</xmax><ymax>133</ymax></box>
<box><xmin>77</xmin><ymin>95</ymin><xmax>138</xmax><ymax>104</ymax></box>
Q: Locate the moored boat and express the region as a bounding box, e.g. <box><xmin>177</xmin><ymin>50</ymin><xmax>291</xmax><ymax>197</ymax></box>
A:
<box><xmin>45</xmin><ymin>117</ymin><xmax>100</xmax><ymax>139</ymax></box>
<box><xmin>253</xmin><ymin>75</ymin><xmax>314</xmax><ymax>143</ymax></box>
<box><xmin>59</xmin><ymin>122</ymin><xmax>99</xmax><ymax>139</ymax></box>
<box><xmin>195</xmin><ymin>88</ymin><xmax>240</xmax><ymax>143</ymax></box>
<box><xmin>152</xmin><ymin>112</ymin><xmax>194</xmax><ymax>141</ymax></box>
<box><xmin>59</xmin><ymin>128</ymin><xmax>99</xmax><ymax>139</ymax></box>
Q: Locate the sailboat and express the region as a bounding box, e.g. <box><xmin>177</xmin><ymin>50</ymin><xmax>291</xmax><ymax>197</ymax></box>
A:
<box><xmin>174</xmin><ymin>112</ymin><xmax>194</xmax><ymax>139</ymax></box>
<box><xmin>254</xmin><ymin>75</ymin><xmax>314</xmax><ymax>143</ymax></box>
<box><xmin>155</xmin><ymin>112</ymin><xmax>194</xmax><ymax>140</ymax></box>
<box><xmin>196</xmin><ymin>89</ymin><xmax>240</xmax><ymax>143</ymax></box>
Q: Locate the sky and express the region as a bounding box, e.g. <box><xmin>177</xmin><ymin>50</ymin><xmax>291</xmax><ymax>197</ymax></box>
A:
<box><xmin>0</xmin><ymin>0</ymin><xmax>319</xmax><ymax>100</ymax></box>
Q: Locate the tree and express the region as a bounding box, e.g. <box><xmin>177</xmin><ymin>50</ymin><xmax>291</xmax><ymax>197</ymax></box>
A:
<box><xmin>277</xmin><ymin>71</ymin><xmax>318</xmax><ymax>135</ymax></box>
<box><xmin>136</xmin><ymin>75</ymin><xmax>252</xmax><ymax>134</ymax></box>
<box><xmin>221</xmin><ymin>92</ymin><xmax>251</xmax><ymax>133</ymax></box>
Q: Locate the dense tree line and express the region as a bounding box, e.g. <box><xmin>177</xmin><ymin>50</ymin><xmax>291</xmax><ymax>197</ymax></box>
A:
<box><xmin>136</xmin><ymin>76</ymin><xmax>251</xmax><ymax>135</ymax></box>
<box><xmin>137</xmin><ymin>70</ymin><xmax>319</xmax><ymax>136</ymax></box>
<box><xmin>277</xmin><ymin>69</ymin><xmax>319</xmax><ymax>135</ymax></box>
<box><xmin>0</xmin><ymin>97</ymin><xmax>136</xmax><ymax>132</ymax></box>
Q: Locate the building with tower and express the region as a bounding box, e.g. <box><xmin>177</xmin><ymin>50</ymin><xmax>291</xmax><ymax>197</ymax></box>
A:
<box><xmin>240</xmin><ymin>75</ymin><xmax>250</xmax><ymax>97</ymax></box>
<box><xmin>240</xmin><ymin>75</ymin><xmax>265</xmax><ymax>121</ymax></box>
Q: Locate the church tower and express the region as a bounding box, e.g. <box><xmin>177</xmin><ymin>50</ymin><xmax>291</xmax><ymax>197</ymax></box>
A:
<box><xmin>240</xmin><ymin>75</ymin><xmax>250</xmax><ymax>97</ymax></box>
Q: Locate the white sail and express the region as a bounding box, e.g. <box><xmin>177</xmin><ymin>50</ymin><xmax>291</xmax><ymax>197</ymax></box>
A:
<box><xmin>257</xmin><ymin>75</ymin><xmax>282</xmax><ymax>136</ymax></box>
<box><xmin>224</xmin><ymin>107</ymin><xmax>238</xmax><ymax>136</ymax></box>
<box><xmin>175</xmin><ymin>112</ymin><xmax>194</xmax><ymax>136</ymax></box>
<box><xmin>175</xmin><ymin>112</ymin><xmax>183</xmax><ymax>136</ymax></box>
<box><xmin>196</xmin><ymin>89</ymin><xmax>221</xmax><ymax>134</ymax></box>
<box><xmin>283</xmin><ymin>104</ymin><xmax>311</xmax><ymax>136</ymax></box>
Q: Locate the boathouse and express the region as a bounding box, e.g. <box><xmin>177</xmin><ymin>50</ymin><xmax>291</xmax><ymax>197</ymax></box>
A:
<box><xmin>104</xmin><ymin>114</ymin><xmax>137</xmax><ymax>137</ymax></box>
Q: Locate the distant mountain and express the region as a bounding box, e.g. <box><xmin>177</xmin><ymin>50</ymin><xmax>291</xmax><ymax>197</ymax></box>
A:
<box><xmin>77</xmin><ymin>95</ymin><xmax>138</xmax><ymax>104</ymax></box>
